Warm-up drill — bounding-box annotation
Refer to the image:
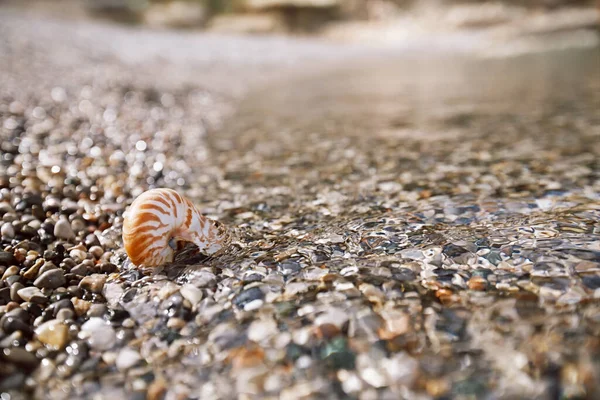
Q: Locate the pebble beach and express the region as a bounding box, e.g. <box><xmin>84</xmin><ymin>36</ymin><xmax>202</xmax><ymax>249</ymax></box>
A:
<box><xmin>1</xmin><ymin>8</ymin><xmax>600</xmax><ymax>400</ymax></box>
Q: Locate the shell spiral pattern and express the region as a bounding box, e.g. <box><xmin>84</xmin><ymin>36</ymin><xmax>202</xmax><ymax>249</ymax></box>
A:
<box><xmin>122</xmin><ymin>188</ymin><xmax>230</xmax><ymax>267</ymax></box>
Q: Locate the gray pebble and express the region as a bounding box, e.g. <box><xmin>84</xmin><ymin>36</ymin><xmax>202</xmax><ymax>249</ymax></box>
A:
<box><xmin>88</xmin><ymin>303</ymin><xmax>108</xmax><ymax>317</ymax></box>
<box><xmin>56</xmin><ymin>308</ymin><xmax>75</xmax><ymax>322</ymax></box>
<box><xmin>10</xmin><ymin>282</ymin><xmax>25</xmax><ymax>302</ymax></box>
<box><xmin>34</xmin><ymin>269</ymin><xmax>66</xmax><ymax>289</ymax></box>
<box><xmin>1</xmin><ymin>347</ymin><xmax>39</xmax><ymax>370</ymax></box>
<box><xmin>70</xmin><ymin>263</ymin><xmax>88</xmax><ymax>276</ymax></box>
<box><xmin>54</xmin><ymin>218</ymin><xmax>75</xmax><ymax>240</ymax></box>
<box><xmin>1</xmin><ymin>223</ymin><xmax>15</xmax><ymax>239</ymax></box>
<box><xmin>17</xmin><ymin>286</ymin><xmax>47</xmax><ymax>304</ymax></box>
<box><xmin>0</xmin><ymin>251</ymin><xmax>17</xmax><ymax>267</ymax></box>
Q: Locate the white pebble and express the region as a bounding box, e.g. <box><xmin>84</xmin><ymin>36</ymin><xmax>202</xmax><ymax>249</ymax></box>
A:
<box><xmin>116</xmin><ymin>347</ymin><xmax>142</xmax><ymax>371</ymax></box>
<box><xmin>81</xmin><ymin>317</ymin><xmax>116</xmax><ymax>351</ymax></box>
<box><xmin>1</xmin><ymin>223</ymin><xmax>15</xmax><ymax>239</ymax></box>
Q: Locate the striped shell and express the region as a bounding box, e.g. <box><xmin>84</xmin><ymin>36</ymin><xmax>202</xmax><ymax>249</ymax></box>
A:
<box><xmin>122</xmin><ymin>188</ymin><xmax>229</xmax><ymax>267</ymax></box>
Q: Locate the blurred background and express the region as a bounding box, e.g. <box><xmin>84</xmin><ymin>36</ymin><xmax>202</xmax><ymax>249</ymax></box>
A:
<box><xmin>2</xmin><ymin>0</ymin><xmax>599</xmax><ymax>37</ymax></box>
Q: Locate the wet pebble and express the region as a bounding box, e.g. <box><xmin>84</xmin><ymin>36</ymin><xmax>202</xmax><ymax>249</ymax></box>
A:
<box><xmin>16</xmin><ymin>286</ymin><xmax>47</xmax><ymax>304</ymax></box>
<box><xmin>34</xmin><ymin>268</ymin><xmax>66</xmax><ymax>290</ymax></box>
<box><xmin>79</xmin><ymin>274</ymin><xmax>107</xmax><ymax>293</ymax></box>
<box><xmin>80</xmin><ymin>318</ymin><xmax>116</xmax><ymax>351</ymax></box>
<box><xmin>35</xmin><ymin>319</ymin><xmax>69</xmax><ymax>350</ymax></box>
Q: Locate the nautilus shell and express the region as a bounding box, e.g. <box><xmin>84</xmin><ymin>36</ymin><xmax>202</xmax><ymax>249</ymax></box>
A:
<box><xmin>122</xmin><ymin>188</ymin><xmax>230</xmax><ymax>267</ymax></box>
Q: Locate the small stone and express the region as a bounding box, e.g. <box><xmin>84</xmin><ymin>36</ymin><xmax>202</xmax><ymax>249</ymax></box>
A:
<box><xmin>56</xmin><ymin>308</ymin><xmax>75</xmax><ymax>322</ymax></box>
<box><xmin>180</xmin><ymin>284</ymin><xmax>203</xmax><ymax>306</ymax></box>
<box><xmin>244</xmin><ymin>299</ymin><xmax>264</xmax><ymax>311</ymax></box>
<box><xmin>158</xmin><ymin>282</ymin><xmax>181</xmax><ymax>300</ymax></box>
<box><xmin>248</xmin><ymin>317</ymin><xmax>278</xmax><ymax>342</ymax></box>
<box><xmin>34</xmin><ymin>269</ymin><xmax>66</xmax><ymax>289</ymax></box>
<box><xmin>1</xmin><ymin>223</ymin><xmax>15</xmax><ymax>239</ymax></box>
<box><xmin>54</xmin><ymin>218</ymin><xmax>75</xmax><ymax>240</ymax></box>
<box><xmin>69</xmin><ymin>249</ymin><xmax>87</xmax><ymax>263</ymax></box>
<box><xmin>103</xmin><ymin>283</ymin><xmax>124</xmax><ymax>307</ymax></box>
<box><xmin>315</xmin><ymin>308</ymin><xmax>349</xmax><ymax>329</ymax></box>
<box><xmin>81</xmin><ymin>317</ymin><xmax>116</xmax><ymax>351</ymax></box>
<box><xmin>79</xmin><ymin>274</ymin><xmax>107</xmax><ymax>293</ymax></box>
<box><xmin>360</xmin><ymin>367</ymin><xmax>388</xmax><ymax>388</ymax></box>
<box><xmin>10</xmin><ymin>282</ymin><xmax>24</xmax><ymax>302</ymax></box>
<box><xmin>17</xmin><ymin>287</ymin><xmax>47</xmax><ymax>304</ymax></box>
<box><xmin>35</xmin><ymin>319</ymin><xmax>69</xmax><ymax>350</ymax></box>
<box><xmin>382</xmin><ymin>353</ymin><xmax>418</xmax><ymax>385</ymax></box>
<box><xmin>167</xmin><ymin>318</ymin><xmax>186</xmax><ymax>330</ymax></box>
<box><xmin>0</xmin><ymin>251</ymin><xmax>17</xmax><ymax>266</ymax></box>
<box><xmin>378</xmin><ymin>310</ymin><xmax>410</xmax><ymax>339</ymax></box>
<box><xmin>147</xmin><ymin>378</ymin><xmax>167</xmax><ymax>400</ymax></box>
<box><xmin>72</xmin><ymin>298</ymin><xmax>92</xmax><ymax>316</ymax></box>
<box><xmin>89</xmin><ymin>246</ymin><xmax>104</xmax><ymax>259</ymax></box>
<box><xmin>70</xmin><ymin>263</ymin><xmax>88</xmax><ymax>276</ymax></box>
<box><xmin>467</xmin><ymin>276</ymin><xmax>488</xmax><ymax>291</ymax></box>
<box><xmin>22</xmin><ymin>258</ymin><xmax>44</xmax><ymax>280</ymax></box>
<box><xmin>87</xmin><ymin>304</ymin><xmax>108</xmax><ymax>317</ymax></box>
<box><xmin>2</xmin><ymin>265</ymin><xmax>20</xmax><ymax>279</ymax></box>
<box><xmin>0</xmin><ymin>287</ymin><xmax>11</xmax><ymax>305</ymax></box>
<box><xmin>116</xmin><ymin>347</ymin><xmax>142</xmax><ymax>371</ymax></box>
<box><xmin>1</xmin><ymin>347</ymin><xmax>39</xmax><ymax>371</ymax></box>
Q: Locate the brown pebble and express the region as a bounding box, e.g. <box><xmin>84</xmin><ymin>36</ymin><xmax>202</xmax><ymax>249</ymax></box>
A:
<box><xmin>314</xmin><ymin>323</ymin><xmax>340</xmax><ymax>340</ymax></box>
<box><xmin>72</xmin><ymin>297</ymin><xmax>92</xmax><ymax>316</ymax></box>
<box><xmin>146</xmin><ymin>377</ymin><xmax>167</xmax><ymax>400</ymax></box>
<box><xmin>467</xmin><ymin>276</ymin><xmax>488</xmax><ymax>291</ymax></box>
<box><xmin>5</xmin><ymin>301</ymin><xmax>20</xmax><ymax>312</ymax></box>
<box><xmin>229</xmin><ymin>346</ymin><xmax>265</xmax><ymax>370</ymax></box>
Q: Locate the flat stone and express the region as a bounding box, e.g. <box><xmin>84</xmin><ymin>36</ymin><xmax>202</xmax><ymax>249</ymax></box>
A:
<box><xmin>17</xmin><ymin>286</ymin><xmax>47</xmax><ymax>304</ymax></box>
<box><xmin>34</xmin><ymin>269</ymin><xmax>66</xmax><ymax>289</ymax></box>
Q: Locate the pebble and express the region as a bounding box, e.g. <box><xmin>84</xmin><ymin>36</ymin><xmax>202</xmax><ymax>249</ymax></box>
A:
<box><xmin>2</xmin><ymin>265</ymin><xmax>20</xmax><ymax>279</ymax></box>
<box><xmin>56</xmin><ymin>308</ymin><xmax>75</xmax><ymax>322</ymax></box>
<box><xmin>53</xmin><ymin>218</ymin><xmax>75</xmax><ymax>240</ymax></box>
<box><xmin>81</xmin><ymin>317</ymin><xmax>116</xmax><ymax>350</ymax></box>
<box><xmin>115</xmin><ymin>347</ymin><xmax>142</xmax><ymax>371</ymax></box>
<box><xmin>72</xmin><ymin>298</ymin><xmax>92</xmax><ymax>316</ymax></box>
<box><xmin>87</xmin><ymin>304</ymin><xmax>108</xmax><ymax>317</ymax></box>
<box><xmin>35</xmin><ymin>319</ymin><xmax>70</xmax><ymax>350</ymax></box>
<box><xmin>1</xmin><ymin>222</ymin><xmax>15</xmax><ymax>238</ymax></box>
<box><xmin>79</xmin><ymin>274</ymin><xmax>107</xmax><ymax>293</ymax></box>
<box><xmin>180</xmin><ymin>284</ymin><xmax>203</xmax><ymax>306</ymax></box>
<box><xmin>247</xmin><ymin>318</ymin><xmax>278</xmax><ymax>343</ymax></box>
<box><xmin>10</xmin><ymin>282</ymin><xmax>25</xmax><ymax>302</ymax></box>
<box><xmin>34</xmin><ymin>269</ymin><xmax>66</xmax><ymax>289</ymax></box>
<box><xmin>0</xmin><ymin>251</ymin><xmax>17</xmax><ymax>266</ymax></box>
<box><xmin>17</xmin><ymin>286</ymin><xmax>47</xmax><ymax>304</ymax></box>
<box><xmin>22</xmin><ymin>258</ymin><xmax>44</xmax><ymax>280</ymax></box>
<box><xmin>1</xmin><ymin>347</ymin><xmax>39</xmax><ymax>371</ymax></box>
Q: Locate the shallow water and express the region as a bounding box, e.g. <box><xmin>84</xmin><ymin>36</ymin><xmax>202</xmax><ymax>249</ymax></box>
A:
<box><xmin>196</xmin><ymin>45</ymin><xmax>600</xmax><ymax>398</ymax></box>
